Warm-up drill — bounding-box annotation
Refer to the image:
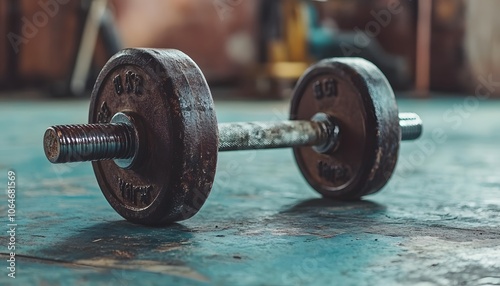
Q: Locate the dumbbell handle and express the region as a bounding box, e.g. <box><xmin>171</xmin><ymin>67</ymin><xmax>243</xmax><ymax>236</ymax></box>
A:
<box><xmin>219</xmin><ymin>113</ymin><xmax>421</xmax><ymax>151</ymax></box>
<box><xmin>219</xmin><ymin>121</ymin><xmax>328</xmax><ymax>152</ymax></box>
<box><xmin>44</xmin><ymin>113</ymin><xmax>422</xmax><ymax>164</ymax></box>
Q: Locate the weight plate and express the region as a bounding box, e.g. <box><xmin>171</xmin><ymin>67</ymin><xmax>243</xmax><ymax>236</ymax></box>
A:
<box><xmin>290</xmin><ymin>58</ymin><xmax>400</xmax><ymax>199</ymax></box>
<box><xmin>89</xmin><ymin>48</ymin><xmax>218</xmax><ymax>225</ymax></box>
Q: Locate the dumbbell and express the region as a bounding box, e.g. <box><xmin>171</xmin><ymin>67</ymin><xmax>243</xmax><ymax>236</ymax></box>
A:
<box><xmin>43</xmin><ymin>48</ymin><xmax>422</xmax><ymax>225</ymax></box>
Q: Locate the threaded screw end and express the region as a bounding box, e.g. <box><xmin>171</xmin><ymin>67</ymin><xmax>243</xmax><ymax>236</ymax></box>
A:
<box><xmin>399</xmin><ymin>113</ymin><xmax>423</xmax><ymax>141</ymax></box>
<box><xmin>44</xmin><ymin>123</ymin><xmax>135</xmax><ymax>164</ymax></box>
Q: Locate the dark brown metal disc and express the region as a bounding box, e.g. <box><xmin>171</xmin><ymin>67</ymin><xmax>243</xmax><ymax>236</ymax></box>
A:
<box><xmin>290</xmin><ymin>58</ymin><xmax>400</xmax><ymax>199</ymax></box>
<box><xmin>89</xmin><ymin>48</ymin><xmax>218</xmax><ymax>225</ymax></box>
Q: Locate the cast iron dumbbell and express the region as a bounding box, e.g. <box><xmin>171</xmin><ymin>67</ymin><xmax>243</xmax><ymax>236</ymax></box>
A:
<box><xmin>43</xmin><ymin>49</ymin><xmax>422</xmax><ymax>225</ymax></box>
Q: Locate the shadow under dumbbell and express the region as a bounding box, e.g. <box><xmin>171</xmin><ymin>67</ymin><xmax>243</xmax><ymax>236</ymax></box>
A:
<box><xmin>282</xmin><ymin>198</ymin><xmax>386</xmax><ymax>216</ymax></box>
<box><xmin>272</xmin><ymin>198</ymin><xmax>388</xmax><ymax>235</ymax></box>
<box><xmin>37</xmin><ymin>221</ymin><xmax>194</xmax><ymax>263</ymax></box>
<box><xmin>284</xmin><ymin>198</ymin><xmax>385</xmax><ymax>212</ymax></box>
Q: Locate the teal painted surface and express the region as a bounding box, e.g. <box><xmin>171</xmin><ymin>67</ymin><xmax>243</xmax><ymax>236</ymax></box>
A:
<box><xmin>0</xmin><ymin>97</ymin><xmax>499</xmax><ymax>285</ymax></box>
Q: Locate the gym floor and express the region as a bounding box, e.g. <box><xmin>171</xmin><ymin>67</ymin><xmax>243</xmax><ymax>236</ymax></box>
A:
<box><xmin>0</xmin><ymin>94</ymin><xmax>499</xmax><ymax>285</ymax></box>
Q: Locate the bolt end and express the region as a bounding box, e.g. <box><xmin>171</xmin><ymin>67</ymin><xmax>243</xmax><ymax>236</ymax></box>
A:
<box><xmin>399</xmin><ymin>113</ymin><xmax>423</xmax><ymax>141</ymax></box>
<box><xmin>44</xmin><ymin>127</ymin><xmax>62</xmax><ymax>163</ymax></box>
<box><xmin>311</xmin><ymin>113</ymin><xmax>340</xmax><ymax>154</ymax></box>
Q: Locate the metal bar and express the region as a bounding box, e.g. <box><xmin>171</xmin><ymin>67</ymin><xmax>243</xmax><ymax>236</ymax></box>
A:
<box><xmin>219</xmin><ymin>113</ymin><xmax>423</xmax><ymax>151</ymax></box>
<box><xmin>218</xmin><ymin>121</ymin><xmax>327</xmax><ymax>151</ymax></box>
<box><xmin>44</xmin><ymin>113</ymin><xmax>423</xmax><ymax>163</ymax></box>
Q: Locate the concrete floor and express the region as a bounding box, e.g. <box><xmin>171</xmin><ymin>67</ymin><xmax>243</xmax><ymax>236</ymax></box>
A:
<box><xmin>0</xmin><ymin>97</ymin><xmax>499</xmax><ymax>285</ymax></box>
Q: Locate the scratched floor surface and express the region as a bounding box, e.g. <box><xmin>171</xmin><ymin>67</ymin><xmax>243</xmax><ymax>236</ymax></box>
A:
<box><xmin>0</xmin><ymin>96</ymin><xmax>499</xmax><ymax>285</ymax></box>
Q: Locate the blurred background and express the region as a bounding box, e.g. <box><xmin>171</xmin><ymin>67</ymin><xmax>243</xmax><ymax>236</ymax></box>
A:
<box><xmin>0</xmin><ymin>0</ymin><xmax>498</xmax><ymax>99</ymax></box>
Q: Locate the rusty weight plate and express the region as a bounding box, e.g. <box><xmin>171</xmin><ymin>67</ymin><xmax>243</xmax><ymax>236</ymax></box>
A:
<box><xmin>89</xmin><ymin>48</ymin><xmax>218</xmax><ymax>225</ymax></box>
<box><xmin>290</xmin><ymin>58</ymin><xmax>400</xmax><ymax>199</ymax></box>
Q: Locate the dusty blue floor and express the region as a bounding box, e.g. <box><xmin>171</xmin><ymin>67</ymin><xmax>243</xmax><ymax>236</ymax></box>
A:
<box><xmin>0</xmin><ymin>97</ymin><xmax>499</xmax><ymax>285</ymax></box>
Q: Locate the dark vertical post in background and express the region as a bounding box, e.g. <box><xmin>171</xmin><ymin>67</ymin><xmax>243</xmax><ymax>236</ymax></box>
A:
<box><xmin>5</xmin><ymin>0</ymin><xmax>21</xmax><ymax>89</ymax></box>
<box><xmin>415</xmin><ymin>0</ymin><xmax>432</xmax><ymax>96</ymax></box>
